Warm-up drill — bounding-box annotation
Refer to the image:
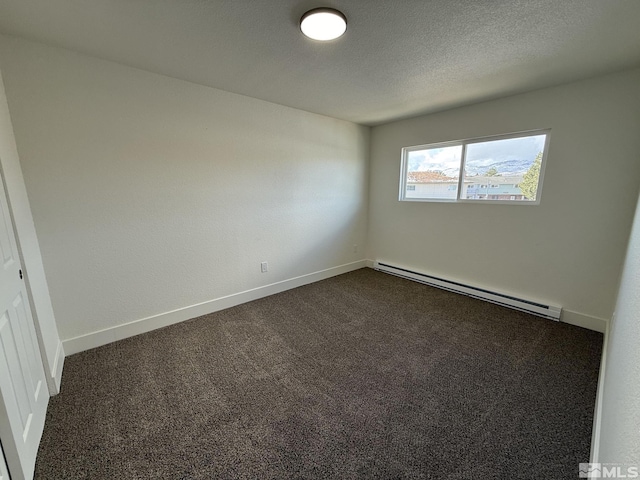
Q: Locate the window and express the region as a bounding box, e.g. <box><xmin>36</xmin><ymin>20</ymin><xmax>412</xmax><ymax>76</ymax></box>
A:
<box><xmin>399</xmin><ymin>130</ymin><xmax>550</xmax><ymax>204</ymax></box>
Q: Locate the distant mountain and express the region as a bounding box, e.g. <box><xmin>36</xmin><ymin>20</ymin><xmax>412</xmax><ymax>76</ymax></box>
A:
<box><xmin>435</xmin><ymin>158</ymin><xmax>532</xmax><ymax>177</ymax></box>
<box><xmin>466</xmin><ymin>158</ymin><xmax>532</xmax><ymax>176</ymax></box>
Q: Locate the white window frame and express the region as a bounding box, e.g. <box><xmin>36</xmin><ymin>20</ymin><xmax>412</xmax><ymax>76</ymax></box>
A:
<box><xmin>399</xmin><ymin>129</ymin><xmax>551</xmax><ymax>205</ymax></box>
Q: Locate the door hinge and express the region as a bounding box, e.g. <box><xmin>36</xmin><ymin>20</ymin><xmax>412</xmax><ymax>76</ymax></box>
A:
<box><xmin>19</xmin><ymin>269</ymin><xmax>23</xmax><ymax>279</ymax></box>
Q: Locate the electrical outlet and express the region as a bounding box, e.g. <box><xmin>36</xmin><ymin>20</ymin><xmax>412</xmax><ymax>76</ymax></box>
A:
<box><xmin>261</xmin><ymin>261</ymin><xmax>268</xmax><ymax>273</ymax></box>
<box><xmin>353</xmin><ymin>244</ymin><xmax>358</xmax><ymax>253</ymax></box>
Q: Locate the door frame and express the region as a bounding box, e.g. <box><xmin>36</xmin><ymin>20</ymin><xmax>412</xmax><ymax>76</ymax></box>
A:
<box><xmin>0</xmin><ymin>59</ymin><xmax>65</xmax><ymax>480</ymax></box>
<box><xmin>0</xmin><ymin>67</ymin><xmax>64</xmax><ymax>396</ymax></box>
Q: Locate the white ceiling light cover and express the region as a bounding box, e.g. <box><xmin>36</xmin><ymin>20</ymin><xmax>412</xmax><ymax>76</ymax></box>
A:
<box><xmin>300</xmin><ymin>8</ymin><xmax>347</xmax><ymax>41</ymax></box>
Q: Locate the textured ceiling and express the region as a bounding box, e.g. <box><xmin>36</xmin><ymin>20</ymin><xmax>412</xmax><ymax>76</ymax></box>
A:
<box><xmin>1</xmin><ymin>0</ymin><xmax>639</xmax><ymax>125</ymax></box>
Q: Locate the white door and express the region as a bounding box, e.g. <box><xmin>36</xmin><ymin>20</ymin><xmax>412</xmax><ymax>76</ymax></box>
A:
<box><xmin>0</xmin><ymin>441</ymin><xmax>11</xmax><ymax>479</ymax></box>
<box><xmin>0</xmin><ymin>166</ymin><xmax>48</xmax><ymax>480</ymax></box>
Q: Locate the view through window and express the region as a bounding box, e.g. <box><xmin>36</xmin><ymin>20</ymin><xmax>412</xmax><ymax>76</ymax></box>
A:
<box><xmin>400</xmin><ymin>130</ymin><xmax>550</xmax><ymax>204</ymax></box>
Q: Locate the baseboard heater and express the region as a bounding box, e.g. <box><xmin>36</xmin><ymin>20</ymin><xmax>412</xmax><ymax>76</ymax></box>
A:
<box><xmin>374</xmin><ymin>261</ymin><xmax>561</xmax><ymax>321</ymax></box>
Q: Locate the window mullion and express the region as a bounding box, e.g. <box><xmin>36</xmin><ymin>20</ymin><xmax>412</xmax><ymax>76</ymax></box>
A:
<box><xmin>456</xmin><ymin>143</ymin><xmax>467</xmax><ymax>201</ymax></box>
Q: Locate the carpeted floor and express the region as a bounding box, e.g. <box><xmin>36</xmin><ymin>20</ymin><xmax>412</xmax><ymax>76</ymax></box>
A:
<box><xmin>35</xmin><ymin>268</ymin><xmax>603</xmax><ymax>479</ymax></box>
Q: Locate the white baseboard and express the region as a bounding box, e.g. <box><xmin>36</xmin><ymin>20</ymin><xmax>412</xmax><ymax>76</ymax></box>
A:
<box><xmin>63</xmin><ymin>260</ymin><xmax>368</xmax><ymax>355</ymax></box>
<box><xmin>590</xmin><ymin>318</ymin><xmax>610</xmax><ymax>463</ymax></box>
<box><xmin>561</xmin><ymin>310</ymin><xmax>608</xmax><ymax>333</ymax></box>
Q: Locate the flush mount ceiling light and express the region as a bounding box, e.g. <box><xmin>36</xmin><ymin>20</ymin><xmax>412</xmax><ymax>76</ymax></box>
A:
<box><xmin>300</xmin><ymin>8</ymin><xmax>347</xmax><ymax>41</ymax></box>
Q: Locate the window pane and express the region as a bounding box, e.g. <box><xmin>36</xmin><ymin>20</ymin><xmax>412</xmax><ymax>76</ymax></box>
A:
<box><xmin>405</xmin><ymin>145</ymin><xmax>462</xmax><ymax>200</ymax></box>
<box><xmin>463</xmin><ymin>135</ymin><xmax>546</xmax><ymax>201</ymax></box>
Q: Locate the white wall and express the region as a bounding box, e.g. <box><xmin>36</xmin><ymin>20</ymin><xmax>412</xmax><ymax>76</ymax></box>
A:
<box><xmin>596</xmin><ymin>191</ymin><xmax>640</xmax><ymax>464</ymax></box>
<box><xmin>368</xmin><ymin>69</ymin><xmax>640</xmax><ymax>328</ymax></box>
<box><xmin>0</xmin><ymin>36</ymin><xmax>369</xmax><ymax>351</ymax></box>
<box><xmin>0</xmin><ymin>67</ymin><xmax>63</xmax><ymax>392</ymax></box>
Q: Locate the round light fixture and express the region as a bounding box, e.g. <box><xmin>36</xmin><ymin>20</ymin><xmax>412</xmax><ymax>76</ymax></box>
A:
<box><xmin>300</xmin><ymin>8</ymin><xmax>347</xmax><ymax>41</ymax></box>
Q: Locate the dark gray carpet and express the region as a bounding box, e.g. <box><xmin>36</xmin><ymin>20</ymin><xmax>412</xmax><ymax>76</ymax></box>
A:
<box><xmin>35</xmin><ymin>268</ymin><xmax>603</xmax><ymax>479</ymax></box>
